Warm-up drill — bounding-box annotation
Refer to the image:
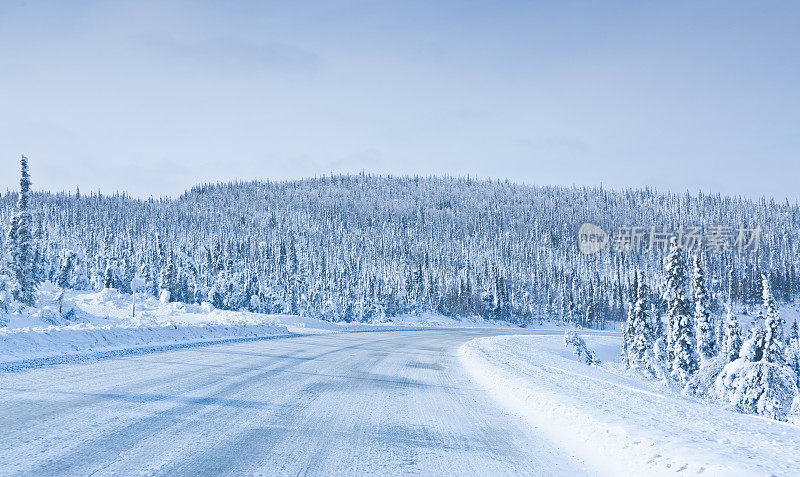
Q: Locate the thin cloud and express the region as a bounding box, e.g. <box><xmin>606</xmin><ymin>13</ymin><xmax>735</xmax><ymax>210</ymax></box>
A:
<box><xmin>143</xmin><ymin>34</ymin><xmax>324</xmax><ymax>74</ymax></box>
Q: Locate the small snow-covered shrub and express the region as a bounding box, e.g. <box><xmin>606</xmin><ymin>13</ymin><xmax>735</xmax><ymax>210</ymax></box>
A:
<box><xmin>98</xmin><ymin>287</ymin><xmax>123</xmax><ymax>302</ymax></box>
<box><xmin>564</xmin><ymin>331</ymin><xmax>600</xmax><ymax>365</ymax></box>
<box><xmin>159</xmin><ymin>289</ymin><xmax>171</xmax><ymax>305</ymax></box>
<box><xmin>0</xmin><ymin>273</ymin><xmax>11</xmax><ymax>320</ymax></box>
<box><xmin>207</xmin><ymin>286</ymin><xmax>223</xmax><ymax>309</ymax></box>
<box><xmin>716</xmin><ymin>358</ymin><xmax>798</xmax><ymax>421</ymax></box>
<box><xmin>249</xmin><ymin>294</ymin><xmax>261</xmax><ymax>312</ymax></box>
<box><xmin>630</xmin><ymin>346</ymin><xmax>670</xmax><ymax>382</ymax></box>
<box><xmin>686</xmin><ymin>355</ymin><xmax>727</xmax><ymax>397</ymax></box>
<box><xmin>31</xmin><ymin>306</ymin><xmax>63</xmax><ymax>326</ymax></box>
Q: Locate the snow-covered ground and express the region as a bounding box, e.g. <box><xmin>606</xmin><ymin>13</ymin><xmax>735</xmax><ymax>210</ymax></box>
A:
<box><xmin>0</xmin><ymin>285</ymin><xmax>535</xmax><ymax>369</ymax></box>
<box><xmin>5</xmin><ymin>286</ymin><xmax>799</xmax><ymax>475</ymax></box>
<box><xmin>460</xmin><ymin>333</ymin><xmax>800</xmax><ymax>476</ymax></box>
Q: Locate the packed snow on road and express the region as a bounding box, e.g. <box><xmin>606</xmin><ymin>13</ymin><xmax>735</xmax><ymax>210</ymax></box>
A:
<box><xmin>2</xmin><ymin>287</ymin><xmax>800</xmax><ymax>475</ymax></box>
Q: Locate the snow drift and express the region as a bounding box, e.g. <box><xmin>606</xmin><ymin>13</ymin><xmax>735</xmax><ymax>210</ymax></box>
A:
<box><xmin>460</xmin><ymin>333</ymin><xmax>800</xmax><ymax>476</ymax></box>
<box><xmin>0</xmin><ymin>287</ymin><xmax>528</xmax><ymax>370</ymax></box>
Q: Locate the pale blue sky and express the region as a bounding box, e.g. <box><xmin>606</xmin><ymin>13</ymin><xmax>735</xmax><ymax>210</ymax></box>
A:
<box><xmin>1</xmin><ymin>1</ymin><xmax>798</xmax><ymax>200</ymax></box>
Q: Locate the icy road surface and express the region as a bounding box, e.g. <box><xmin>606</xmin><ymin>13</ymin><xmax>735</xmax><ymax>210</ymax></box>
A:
<box><xmin>0</xmin><ymin>329</ymin><xmax>587</xmax><ymax>476</ymax></box>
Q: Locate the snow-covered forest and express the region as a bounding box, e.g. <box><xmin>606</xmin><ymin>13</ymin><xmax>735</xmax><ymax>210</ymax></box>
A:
<box><xmin>1</xmin><ymin>160</ymin><xmax>799</xmax><ymax>326</ymax></box>
<box><xmin>621</xmin><ymin>238</ymin><xmax>800</xmax><ymax>422</ymax></box>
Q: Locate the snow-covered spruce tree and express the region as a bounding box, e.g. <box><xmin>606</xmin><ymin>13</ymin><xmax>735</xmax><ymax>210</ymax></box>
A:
<box><xmin>787</xmin><ymin>320</ymin><xmax>800</xmax><ymax>388</ymax></box>
<box><xmin>56</xmin><ymin>251</ymin><xmax>75</xmax><ymax>289</ymax></box>
<box><xmin>652</xmin><ymin>319</ymin><xmax>670</xmax><ymax>366</ymax></box>
<box><xmin>721</xmin><ymin>305</ymin><xmax>743</xmax><ymax>363</ymax></box>
<box><xmin>762</xmin><ymin>274</ymin><xmax>785</xmax><ymax>365</ymax></box>
<box><xmin>626</xmin><ymin>272</ymin><xmax>656</xmax><ymax>376</ymax></box>
<box><xmin>716</xmin><ymin>326</ymin><xmax>798</xmax><ymax>421</ymax></box>
<box><xmin>715</xmin><ymin>313</ymin><xmax>725</xmax><ymax>358</ymax></box>
<box><xmin>159</xmin><ymin>251</ymin><xmax>176</xmax><ymax>303</ymax></box>
<box><xmin>622</xmin><ymin>297</ymin><xmax>634</xmax><ymax>368</ymax></box>
<box><xmin>584</xmin><ymin>303</ymin><xmax>593</xmax><ymax>330</ymax></box>
<box><xmin>564</xmin><ymin>331</ymin><xmax>599</xmax><ymax>365</ymax></box>
<box><xmin>673</xmin><ymin>311</ymin><xmax>698</xmax><ymax>385</ymax></box>
<box><xmin>0</xmin><ymin>274</ymin><xmax>10</xmax><ymax>319</ymax></box>
<box><xmin>6</xmin><ymin>155</ymin><xmax>38</xmax><ymax>306</ymax></box>
<box><xmin>104</xmin><ymin>259</ymin><xmax>118</xmax><ymax>289</ymax></box>
<box><xmin>663</xmin><ymin>238</ymin><xmax>697</xmax><ymax>383</ymax></box>
<box><xmin>693</xmin><ymin>257</ymin><xmax>716</xmax><ymax>360</ymax></box>
<box><xmin>716</xmin><ymin>280</ymin><xmax>798</xmax><ymax>421</ymax></box>
<box><xmin>727</xmin><ymin>266</ymin><xmax>738</xmax><ymax>307</ymax></box>
<box><xmin>621</xmin><ymin>271</ymin><xmax>638</xmax><ymax>350</ymax></box>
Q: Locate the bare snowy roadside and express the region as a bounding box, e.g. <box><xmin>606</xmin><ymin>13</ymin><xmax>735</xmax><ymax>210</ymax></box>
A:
<box><xmin>0</xmin><ymin>287</ymin><xmax>531</xmax><ymax>370</ymax></box>
<box><xmin>460</xmin><ymin>334</ymin><xmax>800</xmax><ymax>477</ymax></box>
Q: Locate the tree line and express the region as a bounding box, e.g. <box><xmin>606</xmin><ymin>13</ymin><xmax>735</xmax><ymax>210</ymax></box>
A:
<box><xmin>2</xmin><ymin>157</ymin><xmax>800</xmax><ymax>327</ymax></box>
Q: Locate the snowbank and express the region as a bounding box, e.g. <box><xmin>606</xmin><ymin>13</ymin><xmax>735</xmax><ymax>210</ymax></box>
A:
<box><xmin>460</xmin><ymin>334</ymin><xmax>800</xmax><ymax>476</ymax></box>
<box><xmin>381</xmin><ymin>312</ymin><xmax>537</xmax><ymax>329</ymax></box>
<box><xmin>0</xmin><ymin>287</ymin><xmax>535</xmax><ymax>369</ymax></box>
<box><xmin>0</xmin><ymin>322</ymin><xmax>291</xmax><ymax>370</ymax></box>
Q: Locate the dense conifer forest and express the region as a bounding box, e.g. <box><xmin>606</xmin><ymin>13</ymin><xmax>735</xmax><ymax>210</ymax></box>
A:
<box><xmin>2</xmin><ymin>172</ymin><xmax>798</xmax><ymax>324</ymax></box>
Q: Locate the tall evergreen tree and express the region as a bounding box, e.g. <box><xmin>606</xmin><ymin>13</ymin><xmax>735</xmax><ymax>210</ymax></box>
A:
<box><xmin>159</xmin><ymin>251</ymin><xmax>176</xmax><ymax>302</ymax></box>
<box><xmin>57</xmin><ymin>251</ymin><xmax>75</xmax><ymax>289</ymax></box>
<box><xmin>762</xmin><ymin>274</ymin><xmax>785</xmax><ymax>365</ymax></box>
<box><xmin>663</xmin><ymin>238</ymin><xmax>697</xmax><ymax>383</ymax></box>
<box><xmin>721</xmin><ymin>305</ymin><xmax>743</xmax><ymax>363</ymax></box>
<box><xmin>7</xmin><ymin>155</ymin><xmax>37</xmax><ymax>305</ymax></box>
<box><xmin>622</xmin><ymin>298</ymin><xmax>635</xmax><ymax>367</ymax></box>
<box><xmin>727</xmin><ymin>266</ymin><xmax>737</xmax><ymax>306</ymax></box>
<box><xmin>626</xmin><ymin>271</ymin><xmax>655</xmax><ymax>374</ymax></box>
<box><xmin>693</xmin><ymin>257</ymin><xmax>716</xmax><ymax>360</ymax></box>
<box><xmin>787</xmin><ymin>320</ymin><xmax>800</xmax><ymax>388</ymax></box>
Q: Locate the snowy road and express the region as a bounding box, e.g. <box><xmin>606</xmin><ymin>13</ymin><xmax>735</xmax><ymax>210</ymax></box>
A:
<box><xmin>0</xmin><ymin>329</ymin><xmax>587</xmax><ymax>476</ymax></box>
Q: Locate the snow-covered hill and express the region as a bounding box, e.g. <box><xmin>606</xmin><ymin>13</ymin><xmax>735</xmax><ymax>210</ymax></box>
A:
<box><xmin>2</xmin><ymin>174</ymin><xmax>798</xmax><ymax>329</ymax></box>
